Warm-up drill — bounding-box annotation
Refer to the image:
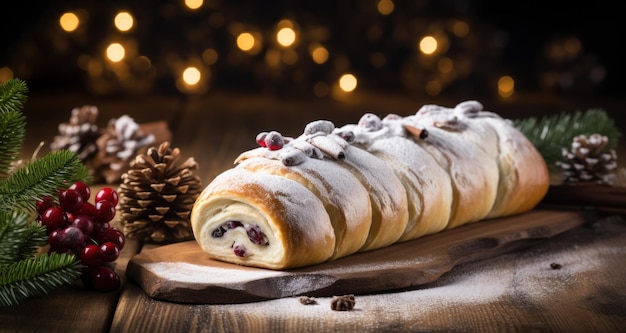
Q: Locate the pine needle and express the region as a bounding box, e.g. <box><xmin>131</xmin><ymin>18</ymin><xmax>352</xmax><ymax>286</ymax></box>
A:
<box><xmin>0</xmin><ymin>150</ymin><xmax>90</xmax><ymax>212</ymax></box>
<box><xmin>0</xmin><ymin>78</ymin><xmax>28</xmax><ymax>115</ymax></box>
<box><xmin>0</xmin><ymin>109</ymin><xmax>26</xmax><ymax>181</ymax></box>
<box><xmin>0</xmin><ymin>253</ymin><xmax>82</xmax><ymax>307</ymax></box>
<box><xmin>0</xmin><ymin>210</ymin><xmax>47</xmax><ymax>265</ymax></box>
<box><xmin>513</xmin><ymin>109</ymin><xmax>622</xmax><ymax>169</ymax></box>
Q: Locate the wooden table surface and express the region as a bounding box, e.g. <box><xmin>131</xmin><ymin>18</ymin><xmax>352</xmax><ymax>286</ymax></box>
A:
<box><xmin>2</xmin><ymin>91</ymin><xmax>626</xmax><ymax>332</ymax></box>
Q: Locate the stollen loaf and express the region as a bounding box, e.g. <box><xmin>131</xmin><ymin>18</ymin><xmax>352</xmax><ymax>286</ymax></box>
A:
<box><xmin>190</xmin><ymin>101</ymin><xmax>550</xmax><ymax>269</ymax></box>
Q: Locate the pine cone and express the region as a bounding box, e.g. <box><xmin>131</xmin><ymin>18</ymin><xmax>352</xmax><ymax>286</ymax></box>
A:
<box><xmin>50</xmin><ymin>105</ymin><xmax>100</xmax><ymax>161</ymax></box>
<box><xmin>94</xmin><ymin>115</ymin><xmax>156</xmax><ymax>184</ymax></box>
<box><xmin>118</xmin><ymin>141</ymin><xmax>202</xmax><ymax>243</ymax></box>
<box><xmin>556</xmin><ymin>133</ymin><xmax>618</xmax><ymax>185</ymax></box>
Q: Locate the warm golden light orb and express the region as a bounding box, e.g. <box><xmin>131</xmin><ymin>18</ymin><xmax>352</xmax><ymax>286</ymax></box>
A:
<box><xmin>310</xmin><ymin>44</ymin><xmax>329</xmax><ymax>64</ymax></box>
<box><xmin>452</xmin><ymin>21</ymin><xmax>470</xmax><ymax>37</ymax></box>
<box><xmin>106</xmin><ymin>43</ymin><xmax>126</xmax><ymax>62</ymax></box>
<box><xmin>182</xmin><ymin>67</ymin><xmax>201</xmax><ymax>85</ymax></box>
<box><xmin>419</xmin><ymin>36</ymin><xmax>438</xmax><ymax>55</ymax></box>
<box><xmin>185</xmin><ymin>0</ymin><xmax>204</xmax><ymax>10</ymax></box>
<box><xmin>236</xmin><ymin>32</ymin><xmax>255</xmax><ymax>51</ymax></box>
<box><xmin>276</xmin><ymin>27</ymin><xmax>296</xmax><ymax>47</ymax></box>
<box><xmin>339</xmin><ymin>74</ymin><xmax>358</xmax><ymax>92</ymax></box>
<box><xmin>114</xmin><ymin>11</ymin><xmax>134</xmax><ymax>32</ymax></box>
<box><xmin>377</xmin><ymin>0</ymin><xmax>394</xmax><ymax>15</ymax></box>
<box><xmin>202</xmin><ymin>48</ymin><xmax>219</xmax><ymax>65</ymax></box>
<box><xmin>0</xmin><ymin>67</ymin><xmax>14</xmax><ymax>84</ymax></box>
<box><xmin>498</xmin><ymin>75</ymin><xmax>515</xmax><ymax>98</ymax></box>
<box><xmin>59</xmin><ymin>12</ymin><xmax>80</xmax><ymax>32</ymax></box>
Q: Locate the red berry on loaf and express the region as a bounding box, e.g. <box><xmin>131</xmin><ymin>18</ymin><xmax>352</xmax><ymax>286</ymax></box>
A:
<box><xmin>264</xmin><ymin>131</ymin><xmax>284</xmax><ymax>150</ymax></box>
<box><xmin>232</xmin><ymin>242</ymin><xmax>247</xmax><ymax>257</ymax></box>
<box><xmin>256</xmin><ymin>132</ymin><xmax>268</xmax><ymax>147</ymax></box>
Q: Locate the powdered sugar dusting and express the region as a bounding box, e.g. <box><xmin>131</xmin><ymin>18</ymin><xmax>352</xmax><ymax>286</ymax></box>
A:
<box><xmin>145</xmin><ymin>262</ymin><xmax>288</xmax><ymax>284</ymax></box>
<box><xmin>209</xmin><ymin>219</ymin><xmax>626</xmax><ymax>324</ymax></box>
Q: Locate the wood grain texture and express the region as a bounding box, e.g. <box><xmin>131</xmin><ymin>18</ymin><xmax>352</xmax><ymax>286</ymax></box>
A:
<box><xmin>111</xmin><ymin>214</ymin><xmax>626</xmax><ymax>333</ymax></box>
<box><xmin>542</xmin><ymin>184</ymin><xmax>626</xmax><ymax>216</ymax></box>
<box><xmin>126</xmin><ymin>209</ymin><xmax>591</xmax><ymax>304</ymax></box>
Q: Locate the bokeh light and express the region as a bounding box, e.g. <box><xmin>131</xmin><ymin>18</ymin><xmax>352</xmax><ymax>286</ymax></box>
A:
<box><xmin>106</xmin><ymin>43</ymin><xmax>126</xmax><ymax>62</ymax></box>
<box><xmin>59</xmin><ymin>12</ymin><xmax>80</xmax><ymax>32</ymax></box>
<box><xmin>419</xmin><ymin>36</ymin><xmax>438</xmax><ymax>55</ymax></box>
<box><xmin>310</xmin><ymin>44</ymin><xmax>329</xmax><ymax>64</ymax></box>
<box><xmin>0</xmin><ymin>2</ymin><xmax>613</xmax><ymax>98</ymax></box>
<box><xmin>236</xmin><ymin>32</ymin><xmax>255</xmax><ymax>51</ymax></box>
<box><xmin>182</xmin><ymin>67</ymin><xmax>201</xmax><ymax>86</ymax></box>
<box><xmin>276</xmin><ymin>27</ymin><xmax>296</xmax><ymax>47</ymax></box>
<box><xmin>0</xmin><ymin>67</ymin><xmax>14</xmax><ymax>83</ymax></box>
<box><xmin>377</xmin><ymin>0</ymin><xmax>394</xmax><ymax>15</ymax></box>
<box><xmin>498</xmin><ymin>75</ymin><xmax>515</xmax><ymax>98</ymax></box>
<box><xmin>339</xmin><ymin>74</ymin><xmax>357</xmax><ymax>92</ymax></box>
<box><xmin>114</xmin><ymin>11</ymin><xmax>134</xmax><ymax>32</ymax></box>
<box><xmin>185</xmin><ymin>0</ymin><xmax>203</xmax><ymax>10</ymax></box>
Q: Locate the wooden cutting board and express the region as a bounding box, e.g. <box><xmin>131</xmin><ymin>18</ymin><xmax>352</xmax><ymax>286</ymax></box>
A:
<box><xmin>126</xmin><ymin>209</ymin><xmax>592</xmax><ymax>304</ymax></box>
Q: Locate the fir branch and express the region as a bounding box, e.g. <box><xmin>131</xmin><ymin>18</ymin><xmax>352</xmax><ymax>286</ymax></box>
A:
<box><xmin>0</xmin><ymin>150</ymin><xmax>90</xmax><ymax>212</ymax></box>
<box><xmin>513</xmin><ymin>109</ymin><xmax>622</xmax><ymax>169</ymax></box>
<box><xmin>0</xmin><ymin>210</ymin><xmax>47</xmax><ymax>265</ymax></box>
<box><xmin>0</xmin><ymin>78</ymin><xmax>28</xmax><ymax>115</ymax></box>
<box><xmin>0</xmin><ymin>253</ymin><xmax>82</xmax><ymax>307</ymax></box>
<box><xmin>0</xmin><ymin>109</ymin><xmax>26</xmax><ymax>180</ymax></box>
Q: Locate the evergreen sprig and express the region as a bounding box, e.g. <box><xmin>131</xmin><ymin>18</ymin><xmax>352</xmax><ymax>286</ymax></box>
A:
<box><xmin>0</xmin><ymin>150</ymin><xmax>90</xmax><ymax>212</ymax></box>
<box><xmin>0</xmin><ymin>78</ymin><xmax>88</xmax><ymax>307</ymax></box>
<box><xmin>0</xmin><ymin>80</ymin><xmax>27</xmax><ymax>180</ymax></box>
<box><xmin>0</xmin><ymin>253</ymin><xmax>82</xmax><ymax>307</ymax></box>
<box><xmin>0</xmin><ymin>78</ymin><xmax>28</xmax><ymax>114</ymax></box>
<box><xmin>0</xmin><ymin>211</ymin><xmax>47</xmax><ymax>265</ymax></box>
<box><xmin>513</xmin><ymin>109</ymin><xmax>622</xmax><ymax>169</ymax></box>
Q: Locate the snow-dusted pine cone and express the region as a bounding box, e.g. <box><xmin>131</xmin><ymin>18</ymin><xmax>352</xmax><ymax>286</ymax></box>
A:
<box><xmin>93</xmin><ymin>115</ymin><xmax>155</xmax><ymax>184</ymax></box>
<box><xmin>50</xmin><ymin>105</ymin><xmax>100</xmax><ymax>161</ymax></box>
<box><xmin>555</xmin><ymin>133</ymin><xmax>618</xmax><ymax>185</ymax></box>
<box><xmin>118</xmin><ymin>141</ymin><xmax>202</xmax><ymax>243</ymax></box>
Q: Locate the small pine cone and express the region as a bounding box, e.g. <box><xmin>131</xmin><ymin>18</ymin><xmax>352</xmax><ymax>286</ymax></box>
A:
<box><xmin>94</xmin><ymin>115</ymin><xmax>156</xmax><ymax>184</ymax></box>
<box><xmin>50</xmin><ymin>105</ymin><xmax>100</xmax><ymax>161</ymax></box>
<box><xmin>118</xmin><ymin>141</ymin><xmax>202</xmax><ymax>243</ymax></box>
<box><xmin>555</xmin><ymin>133</ymin><xmax>618</xmax><ymax>185</ymax></box>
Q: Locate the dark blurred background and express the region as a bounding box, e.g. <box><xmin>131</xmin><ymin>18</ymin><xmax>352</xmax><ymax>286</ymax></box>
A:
<box><xmin>1</xmin><ymin>0</ymin><xmax>623</xmax><ymax>99</ymax></box>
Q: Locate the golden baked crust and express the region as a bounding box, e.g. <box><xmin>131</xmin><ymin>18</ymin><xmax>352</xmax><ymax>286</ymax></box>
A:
<box><xmin>354</xmin><ymin>131</ymin><xmax>452</xmax><ymax>241</ymax></box>
<box><xmin>191</xmin><ymin>168</ymin><xmax>335</xmax><ymax>269</ymax></box>
<box><xmin>236</xmin><ymin>153</ymin><xmax>372</xmax><ymax>259</ymax></box>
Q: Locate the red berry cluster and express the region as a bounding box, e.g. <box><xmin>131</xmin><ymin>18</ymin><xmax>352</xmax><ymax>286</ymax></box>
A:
<box><xmin>36</xmin><ymin>181</ymin><xmax>125</xmax><ymax>292</ymax></box>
